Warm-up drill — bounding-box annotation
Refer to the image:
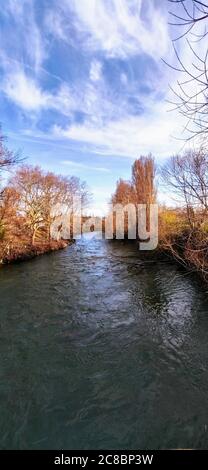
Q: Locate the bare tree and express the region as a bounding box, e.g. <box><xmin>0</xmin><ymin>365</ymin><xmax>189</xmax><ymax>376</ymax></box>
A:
<box><xmin>8</xmin><ymin>166</ymin><xmax>91</xmax><ymax>245</ymax></box>
<box><xmin>0</xmin><ymin>127</ymin><xmax>21</xmax><ymax>253</ymax></box>
<box><xmin>0</xmin><ymin>152</ymin><xmax>91</xmax><ymax>261</ymax></box>
<box><xmin>110</xmin><ymin>156</ymin><xmax>157</xmax><ymax>237</ymax></box>
<box><xmin>162</xmin><ymin>148</ymin><xmax>208</xmax><ymax>227</ymax></box>
<box><xmin>0</xmin><ymin>132</ymin><xmax>20</xmax><ymax>170</ymax></box>
<box><xmin>111</xmin><ymin>156</ymin><xmax>156</xmax><ymax>208</ymax></box>
<box><xmin>39</xmin><ymin>173</ymin><xmax>90</xmax><ymax>242</ymax></box>
<box><xmin>0</xmin><ymin>187</ymin><xmax>22</xmax><ymax>246</ymax></box>
<box><xmin>167</xmin><ymin>0</ymin><xmax>208</xmax><ymax>142</ymax></box>
<box><xmin>111</xmin><ymin>179</ymin><xmax>134</xmax><ymax>205</ymax></box>
<box><xmin>0</xmin><ymin>127</ymin><xmax>21</xmax><ymax>198</ymax></box>
<box><xmin>132</xmin><ymin>155</ymin><xmax>157</xmax><ymax>205</ymax></box>
<box><xmin>9</xmin><ymin>166</ymin><xmax>47</xmax><ymax>245</ymax></box>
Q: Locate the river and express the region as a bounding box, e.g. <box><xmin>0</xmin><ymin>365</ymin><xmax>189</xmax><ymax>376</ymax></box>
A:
<box><xmin>0</xmin><ymin>233</ymin><xmax>208</xmax><ymax>449</ymax></box>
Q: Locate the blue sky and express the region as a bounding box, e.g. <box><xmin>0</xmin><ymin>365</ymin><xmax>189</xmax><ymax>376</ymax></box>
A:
<box><xmin>0</xmin><ymin>0</ymin><xmax>191</xmax><ymax>213</ymax></box>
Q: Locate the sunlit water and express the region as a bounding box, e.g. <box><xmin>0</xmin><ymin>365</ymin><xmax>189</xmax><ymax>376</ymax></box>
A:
<box><xmin>0</xmin><ymin>233</ymin><xmax>208</xmax><ymax>449</ymax></box>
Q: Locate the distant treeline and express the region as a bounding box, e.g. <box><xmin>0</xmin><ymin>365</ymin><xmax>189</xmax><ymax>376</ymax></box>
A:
<box><xmin>0</xmin><ymin>129</ymin><xmax>90</xmax><ymax>264</ymax></box>
<box><xmin>111</xmin><ymin>150</ymin><xmax>208</xmax><ymax>283</ymax></box>
<box><xmin>1</xmin><ymin>125</ymin><xmax>208</xmax><ymax>280</ymax></box>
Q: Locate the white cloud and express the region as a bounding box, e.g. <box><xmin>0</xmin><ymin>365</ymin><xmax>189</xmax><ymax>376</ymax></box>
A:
<box><xmin>1</xmin><ymin>56</ymin><xmax>135</xmax><ymax>119</ymax></box>
<box><xmin>3</xmin><ymin>0</ymin><xmax>45</xmax><ymax>72</ymax></box>
<box><xmin>57</xmin><ymin>0</ymin><xmax>170</xmax><ymax>60</ymax></box>
<box><xmin>1</xmin><ymin>67</ymin><xmax>77</xmax><ymax>114</ymax></box>
<box><xmin>53</xmin><ymin>103</ymin><xmax>185</xmax><ymax>159</ymax></box>
<box><xmin>44</xmin><ymin>9</ymin><xmax>67</xmax><ymax>42</ymax></box>
<box><xmin>61</xmin><ymin>159</ymin><xmax>110</xmax><ymax>172</ymax></box>
<box><xmin>0</xmin><ymin>0</ymin><xmax>196</xmax><ymax>162</ymax></box>
<box><xmin>6</xmin><ymin>0</ymin><xmax>26</xmax><ymax>17</ymax></box>
<box><xmin>52</xmin><ymin>83</ymin><xmax>77</xmax><ymax>115</ymax></box>
<box><xmin>2</xmin><ymin>69</ymin><xmax>50</xmax><ymax>111</ymax></box>
<box><xmin>90</xmin><ymin>60</ymin><xmax>102</xmax><ymax>81</ymax></box>
<box><xmin>1</xmin><ymin>63</ymin><xmax>185</xmax><ymax>158</ymax></box>
<box><xmin>120</xmin><ymin>73</ymin><xmax>128</xmax><ymax>85</ymax></box>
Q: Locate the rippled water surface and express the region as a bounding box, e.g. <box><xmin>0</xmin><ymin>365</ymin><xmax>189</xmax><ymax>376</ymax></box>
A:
<box><xmin>1</xmin><ymin>233</ymin><xmax>208</xmax><ymax>449</ymax></box>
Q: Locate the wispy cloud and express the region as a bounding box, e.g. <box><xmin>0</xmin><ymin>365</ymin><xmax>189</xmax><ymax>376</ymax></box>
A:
<box><xmin>0</xmin><ymin>0</ymin><xmax>191</xmax><ymax>170</ymax></box>
<box><xmin>1</xmin><ymin>68</ymin><xmax>50</xmax><ymax>111</ymax></box>
<box><xmin>53</xmin><ymin>102</ymin><xmax>184</xmax><ymax>159</ymax></box>
<box><xmin>1</xmin><ymin>66</ymin><xmax>77</xmax><ymax>115</ymax></box>
<box><xmin>61</xmin><ymin>159</ymin><xmax>110</xmax><ymax>172</ymax></box>
<box><xmin>2</xmin><ymin>0</ymin><xmax>45</xmax><ymax>72</ymax></box>
<box><xmin>90</xmin><ymin>60</ymin><xmax>103</xmax><ymax>82</ymax></box>
<box><xmin>51</xmin><ymin>0</ymin><xmax>170</xmax><ymax>60</ymax></box>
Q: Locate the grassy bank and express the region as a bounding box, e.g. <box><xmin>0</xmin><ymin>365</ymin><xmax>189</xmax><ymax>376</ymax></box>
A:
<box><xmin>159</xmin><ymin>209</ymin><xmax>208</xmax><ymax>284</ymax></box>
<box><xmin>0</xmin><ymin>239</ymin><xmax>74</xmax><ymax>266</ymax></box>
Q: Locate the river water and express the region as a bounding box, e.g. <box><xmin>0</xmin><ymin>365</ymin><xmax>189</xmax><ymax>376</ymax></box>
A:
<box><xmin>0</xmin><ymin>233</ymin><xmax>208</xmax><ymax>449</ymax></box>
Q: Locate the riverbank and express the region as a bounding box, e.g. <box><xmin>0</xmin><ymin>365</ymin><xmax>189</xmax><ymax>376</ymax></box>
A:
<box><xmin>160</xmin><ymin>235</ymin><xmax>208</xmax><ymax>285</ymax></box>
<box><xmin>159</xmin><ymin>212</ymin><xmax>208</xmax><ymax>284</ymax></box>
<box><xmin>0</xmin><ymin>239</ymin><xmax>74</xmax><ymax>266</ymax></box>
<box><xmin>112</xmin><ymin>229</ymin><xmax>208</xmax><ymax>285</ymax></box>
